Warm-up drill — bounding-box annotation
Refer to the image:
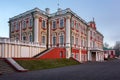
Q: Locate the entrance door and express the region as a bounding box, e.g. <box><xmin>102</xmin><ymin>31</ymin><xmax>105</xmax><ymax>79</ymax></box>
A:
<box><xmin>92</xmin><ymin>52</ymin><xmax>96</xmax><ymax>61</ymax></box>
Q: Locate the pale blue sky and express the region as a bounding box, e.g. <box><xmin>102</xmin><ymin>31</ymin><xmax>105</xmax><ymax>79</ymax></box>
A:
<box><xmin>0</xmin><ymin>0</ymin><xmax>120</xmax><ymax>47</ymax></box>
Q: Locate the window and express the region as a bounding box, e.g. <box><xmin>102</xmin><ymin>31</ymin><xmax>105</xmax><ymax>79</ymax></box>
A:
<box><xmin>29</xmin><ymin>18</ymin><xmax>33</xmax><ymax>27</ymax></box>
<box><xmin>22</xmin><ymin>33</ymin><xmax>26</xmax><ymax>41</ymax></box>
<box><xmin>42</xmin><ymin>20</ymin><xmax>46</xmax><ymax>28</ymax></box>
<box><xmin>53</xmin><ymin>36</ymin><xmax>56</xmax><ymax>45</ymax></box>
<box><xmin>42</xmin><ymin>36</ymin><xmax>46</xmax><ymax>45</ymax></box>
<box><xmin>60</xmin><ymin>19</ymin><xmax>64</xmax><ymax>28</ymax></box>
<box><xmin>71</xmin><ymin>21</ymin><xmax>74</xmax><ymax>28</ymax></box>
<box><xmin>11</xmin><ymin>23</ymin><xmax>14</xmax><ymax>32</ymax></box>
<box><xmin>15</xmin><ymin>35</ymin><xmax>19</xmax><ymax>41</ymax></box>
<box><xmin>29</xmin><ymin>33</ymin><xmax>32</xmax><ymax>42</ymax></box>
<box><xmin>76</xmin><ymin>23</ymin><xmax>79</xmax><ymax>30</ymax></box>
<box><xmin>76</xmin><ymin>38</ymin><xmax>78</xmax><ymax>46</ymax></box>
<box><xmin>72</xmin><ymin>36</ymin><xmax>74</xmax><ymax>45</ymax></box>
<box><xmin>23</xmin><ymin>36</ymin><xmax>26</xmax><ymax>41</ymax></box>
<box><xmin>81</xmin><ymin>39</ymin><xmax>83</xmax><ymax>47</ymax></box>
<box><xmin>16</xmin><ymin>22</ymin><xmax>19</xmax><ymax>30</ymax></box>
<box><xmin>22</xmin><ymin>20</ymin><xmax>26</xmax><ymax>29</ymax></box>
<box><xmin>59</xmin><ymin>34</ymin><xmax>64</xmax><ymax>45</ymax></box>
<box><xmin>52</xmin><ymin>21</ymin><xmax>56</xmax><ymax>29</ymax></box>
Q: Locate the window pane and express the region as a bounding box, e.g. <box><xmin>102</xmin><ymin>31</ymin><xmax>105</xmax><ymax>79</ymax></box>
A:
<box><xmin>42</xmin><ymin>36</ymin><xmax>45</xmax><ymax>44</ymax></box>
<box><xmin>53</xmin><ymin>36</ymin><xmax>56</xmax><ymax>45</ymax></box>
<box><xmin>30</xmin><ymin>19</ymin><xmax>33</xmax><ymax>27</ymax></box>
<box><xmin>42</xmin><ymin>20</ymin><xmax>46</xmax><ymax>28</ymax></box>
<box><xmin>52</xmin><ymin>21</ymin><xmax>56</xmax><ymax>29</ymax></box>
<box><xmin>60</xmin><ymin>19</ymin><xmax>64</xmax><ymax>28</ymax></box>
<box><xmin>60</xmin><ymin>35</ymin><xmax>64</xmax><ymax>45</ymax></box>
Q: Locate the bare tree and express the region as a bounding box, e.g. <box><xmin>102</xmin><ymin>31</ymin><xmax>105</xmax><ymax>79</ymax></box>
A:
<box><xmin>104</xmin><ymin>42</ymin><xmax>109</xmax><ymax>48</ymax></box>
<box><xmin>113</xmin><ymin>41</ymin><xmax>120</xmax><ymax>57</ymax></box>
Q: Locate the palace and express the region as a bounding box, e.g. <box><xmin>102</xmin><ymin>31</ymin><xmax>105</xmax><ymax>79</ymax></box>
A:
<box><xmin>0</xmin><ymin>7</ymin><xmax>104</xmax><ymax>62</ymax></box>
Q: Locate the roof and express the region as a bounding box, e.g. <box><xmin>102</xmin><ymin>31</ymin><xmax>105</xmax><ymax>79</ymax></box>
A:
<box><xmin>103</xmin><ymin>47</ymin><xmax>115</xmax><ymax>50</ymax></box>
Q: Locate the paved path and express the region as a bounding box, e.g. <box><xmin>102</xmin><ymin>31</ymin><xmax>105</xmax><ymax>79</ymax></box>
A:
<box><xmin>0</xmin><ymin>59</ymin><xmax>120</xmax><ymax>80</ymax></box>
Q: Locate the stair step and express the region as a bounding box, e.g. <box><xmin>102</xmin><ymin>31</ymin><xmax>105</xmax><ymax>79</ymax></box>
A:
<box><xmin>0</xmin><ymin>59</ymin><xmax>17</xmax><ymax>74</ymax></box>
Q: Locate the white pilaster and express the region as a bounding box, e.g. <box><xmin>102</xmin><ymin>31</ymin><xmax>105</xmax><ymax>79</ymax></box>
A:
<box><xmin>34</xmin><ymin>14</ymin><xmax>39</xmax><ymax>43</ymax></box>
<box><xmin>48</xmin><ymin>20</ymin><xmax>51</xmax><ymax>48</ymax></box>
<box><xmin>66</xmin><ymin>15</ymin><xmax>71</xmax><ymax>47</ymax></box>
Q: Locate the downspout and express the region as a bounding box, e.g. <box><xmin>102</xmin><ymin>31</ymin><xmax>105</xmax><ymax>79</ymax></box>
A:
<box><xmin>31</xmin><ymin>12</ymin><xmax>35</xmax><ymax>42</ymax></box>
<box><xmin>46</xmin><ymin>16</ymin><xmax>49</xmax><ymax>49</ymax></box>
<box><xmin>70</xmin><ymin>13</ymin><xmax>73</xmax><ymax>57</ymax></box>
<box><xmin>8</xmin><ymin>21</ymin><xmax>11</xmax><ymax>39</ymax></box>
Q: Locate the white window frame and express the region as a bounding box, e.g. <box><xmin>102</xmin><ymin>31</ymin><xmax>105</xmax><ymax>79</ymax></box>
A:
<box><xmin>22</xmin><ymin>20</ymin><xmax>26</xmax><ymax>29</ymax></box>
<box><xmin>42</xmin><ymin>20</ymin><xmax>46</xmax><ymax>28</ymax></box>
<box><xmin>59</xmin><ymin>18</ymin><xmax>64</xmax><ymax>28</ymax></box>
<box><xmin>52</xmin><ymin>34</ymin><xmax>56</xmax><ymax>46</ymax></box>
<box><xmin>29</xmin><ymin>18</ymin><xmax>33</xmax><ymax>27</ymax></box>
<box><xmin>52</xmin><ymin>20</ymin><xmax>56</xmax><ymax>29</ymax></box>
<box><xmin>11</xmin><ymin>23</ymin><xmax>14</xmax><ymax>32</ymax></box>
<box><xmin>29</xmin><ymin>32</ymin><xmax>32</xmax><ymax>42</ymax></box>
<box><xmin>42</xmin><ymin>35</ymin><xmax>46</xmax><ymax>45</ymax></box>
<box><xmin>16</xmin><ymin>22</ymin><xmax>19</xmax><ymax>30</ymax></box>
<box><xmin>59</xmin><ymin>32</ymin><xmax>64</xmax><ymax>46</ymax></box>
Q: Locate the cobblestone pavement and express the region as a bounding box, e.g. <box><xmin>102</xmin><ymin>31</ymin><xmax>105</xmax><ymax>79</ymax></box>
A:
<box><xmin>0</xmin><ymin>59</ymin><xmax>120</xmax><ymax>80</ymax></box>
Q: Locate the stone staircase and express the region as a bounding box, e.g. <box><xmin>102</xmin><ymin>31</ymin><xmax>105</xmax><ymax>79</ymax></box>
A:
<box><xmin>0</xmin><ymin>58</ymin><xmax>16</xmax><ymax>74</ymax></box>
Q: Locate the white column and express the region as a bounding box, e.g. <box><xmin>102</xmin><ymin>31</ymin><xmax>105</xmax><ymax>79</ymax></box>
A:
<box><xmin>1</xmin><ymin>44</ymin><xmax>5</xmax><ymax>58</ymax></box>
<box><xmin>88</xmin><ymin>51</ymin><xmax>91</xmax><ymax>61</ymax></box>
<box><xmin>48</xmin><ymin>20</ymin><xmax>51</xmax><ymax>48</ymax></box>
<box><xmin>34</xmin><ymin>14</ymin><xmax>39</xmax><ymax>43</ymax></box>
<box><xmin>66</xmin><ymin>15</ymin><xmax>71</xmax><ymax>47</ymax></box>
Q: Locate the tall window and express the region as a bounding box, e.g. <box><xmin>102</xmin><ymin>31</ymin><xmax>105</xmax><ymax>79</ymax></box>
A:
<box><xmin>71</xmin><ymin>21</ymin><xmax>74</xmax><ymax>28</ymax></box>
<box><xmin>60</xmin><ymin>19</ymin><xmax>64</xmax><ymax>28</ymax></box>
<box><xmin>29</xmin><ymin>33</ymin><xmax>32</xmax><ymax>42</ymax></box>
<box><xmin>72</xmin><ymin>36</ymin><xmax>74</xmax><ymax>45</ymax></box>
<box><xmin>29</xmin><ymin>18</ymin><xmax>33</xmax><ymax>27</ymax></box>
<box><xmin>16</xmin><ymin>22</ymin><xmax>19</xmax><ymax>30</ymax></box>
<box><xmin>59</xmin><ymin>34</ymin><xmax>64</xmax><ymax>45</ymax></box>
<box><xmin>22</xmin><ymin>20</ymin><xmax>26</xmax><ymax>29</ymax></box>
<box><xmin>76</xmin><ymin>23</ymin><xmax>79</xmax><ymax>30</ymax></box>
<box><xmin>52</xmin><ymin>21</ymin><xmax>56</xmax><ymax>29</ymax></box>
<box><xmin>11</xmin><ymin>23</ymin><xmax>14</xmax><ymax>32</ymax></box>
<box><xmin>42</xmin><ymin>36</ymin><xmax>46</xmax><ymax>45</ymax></box>
<box><xmin>42</xmin><ymin>20</ymin><xmax>46</xmax><ymax>28</ymax></box>
<box><xmin>53</xmin><ymin>36</ymin><xmax>56</xmax><ymax>45</ymax></box>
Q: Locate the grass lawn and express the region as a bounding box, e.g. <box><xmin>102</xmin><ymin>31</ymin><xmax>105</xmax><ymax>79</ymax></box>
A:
<box><xmin>16</xmin><ymin>59</ymin><xmax>80</xmax><ymax>71</ymax></box>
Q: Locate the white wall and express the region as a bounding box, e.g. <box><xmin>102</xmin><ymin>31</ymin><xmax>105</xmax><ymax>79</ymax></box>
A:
<box><xmin>0</xmin><ymin>40</ymin><xmax>44</xmax><ymax>58</ymax></box>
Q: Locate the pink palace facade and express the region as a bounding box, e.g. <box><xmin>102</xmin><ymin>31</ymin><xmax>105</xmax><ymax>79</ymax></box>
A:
<box><xmin>0</xmin><ymin>7</ymin><xmax>104</xmax><ymax>62</ymax></box>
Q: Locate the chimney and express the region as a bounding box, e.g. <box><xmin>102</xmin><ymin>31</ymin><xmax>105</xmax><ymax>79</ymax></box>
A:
<box><xmin>45</xmin><ymin>8</ymin><xmax>50</xmax><ymax>14</ymax></box>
